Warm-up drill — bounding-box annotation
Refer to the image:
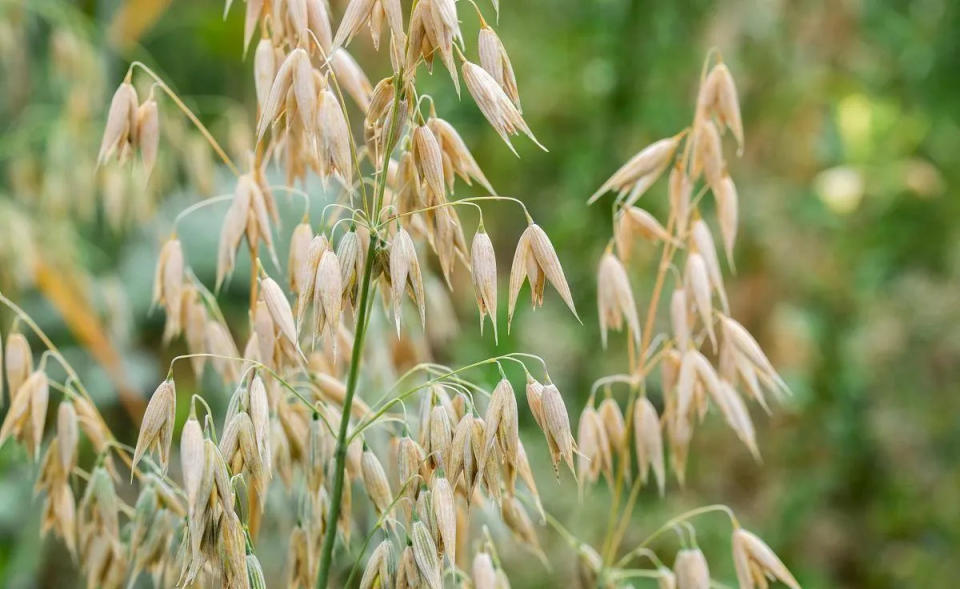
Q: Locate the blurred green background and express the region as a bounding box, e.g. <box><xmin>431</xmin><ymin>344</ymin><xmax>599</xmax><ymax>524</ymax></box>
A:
<box><xmin>1</xmin><ymin>0</ymin><xmax>959</xmax><ymax>587</ymax></box>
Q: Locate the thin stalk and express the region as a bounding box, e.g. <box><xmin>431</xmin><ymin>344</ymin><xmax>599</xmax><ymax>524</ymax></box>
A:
<box><xmin>314</xmin><ymin>68</ymin><xmax>405</xmax><ymax>589</ymax></box>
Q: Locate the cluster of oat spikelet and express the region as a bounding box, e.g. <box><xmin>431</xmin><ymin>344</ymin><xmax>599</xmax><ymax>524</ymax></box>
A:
<box><xmin>0</xmin><ymin>0</ymin><xmax>802</xmax><ymax>588</ymax></box>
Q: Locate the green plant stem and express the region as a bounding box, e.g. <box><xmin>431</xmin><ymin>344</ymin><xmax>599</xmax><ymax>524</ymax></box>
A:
<box><xmin>314</xmin><ymin>68</ymin><xmax>404</xmax><ymax>589</ymax></box>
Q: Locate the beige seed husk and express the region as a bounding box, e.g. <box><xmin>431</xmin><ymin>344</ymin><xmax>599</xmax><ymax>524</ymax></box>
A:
<box><xmin>292</xmin><ymin>48</ymin><xmax>317</xmax><ymax>133</ymax></box>
<box><xmin>98</xmin><ymin>82</ymin><xmax>138</xmax><ymax>165</ymax></box>
<box><xmin>634</xmin><ymin>396</ymin><xmax>666</xmax><ymax>496</ymax></box>
<box><xmin>525</xmin><ymin>375</ymin><xmax>546</xmax><ymax>431</ymax></box>
<box><xmin>431</xmin><ymin>473</ymin><xmax>456</xmax><ymax>565</ymax></box>
<box><xmin>720</xmin><ymin>315</ymin><xmax>789</xmax><ymax>395</ymax></box>
<box><xmin>597</xmin><ymin>252</ymin><xmax>641</xmax><ymax>347</ymax></box>
<box><xmin>28</xmin><ymin>371</ymin><xmax>49</xmax><ymax>458</ymax></box>
<box><xmin>390</xmin><ymin>228</ymin><xmax>425</xmax><ymax>335</ymax></box>
<box><xmin>313</xmin><ymin>250</ymin><xmax>343</xmax><ymax>344</ymax></box>
<box><xmin>317</xmin><ymin>87</ymin><xmax>354</xmax><ymax>186</ymax></box>
<box><xmin>713</xmin><ymin>380</ymin><xmax>760</xmax><ymax>459</ymax></box>
<box><xmin>133</xmin><ymin>379</ymin><xmax>175</xmax><ymax>474</ymax></box>
<box><xmin>256</xmin><ymin>48</ymin><xmax>301</xmax><ymax>139</ymax></box>
<box><xmin>598</xmin><ymin>397</ymin><xmax>626</xmax><ymax>454</ymax></box>
<box><xmin>135</xmin><ymin>97</ymin><xmax>159</xmax><ymax>179</ymax></box>
<box><xmin>714</xmin><ymin>174</ymin><xmax>739</xmax><ymax>269</ymax></box>
<box><xmin>56</xmin><ymin>401</ymin><xmax>78</xmax><ymax>474</ymax></box>
<box><xmin>674</xmin><ymin>548</ymin><xmax>710</xmax><ymax>589</ymax></box>
<box><xmin>588</xmin><ymin>135</ymin><xmax>680</xmax><ymax>204</ymax></box>
<box><xmin>669</xmin><ymin>165</ymin><xmax>693</xmax><ymax>236</ymax></box>
<box><xmin>508</xmin><ymin>223</ymin><xmax>578</xmax><ymax>329</ymax></box>
<box><xmin>359</xmin><ymin>539</ymin><xmax>394</xmax><ymax>589</ymax></box>
<box><xmin>362</xmin><ymin>448</ymin><xmax>393</xmax><ymax>514</ymax></box>
<box><xmin>4</xmin><ymin>333</ymin><xmax>31</xmax><ymax>402</ymax></box>
<box><xmin>707</xmin><ymin>63</ymin><xmax>744</xmax><ymax>154</ymax></box>
<box><xmin>253</xmin><ymin>38</ymin><xmax>276</xmax><ymax>111</ymax></box>
<box><xmin>307</xmin><ymin>0</ymin><xmax>333</xmax><ymax>51</ymax></box>
<box><xmin>205</xmin><ymin>320</ymin><xmax>240</xmax><ymax>382</ymax></box>
<box><xmin>541</xmin><ymin>383</ymin><xmax>575</xmax><ymax>476</ymax></box>
<box><xmin>478</xmin><ymin>25</ymin><xmax>521</xmax><ymax>112</ymax></box>
<box><xmin>428</xmin><ymin>404</ymin><xmax>452</xmax><ymax>472</ymax></box>
<box><xmin>330</xmin><ymin>50</ymin><xmax>373</xmax><ymax>112</ymax></box>
<box><xmin>411</xmin><ymin>520</ymin><xmax>442</xmax><ymax>589</ymax></box>
<box><xmin>179</xmin><ymin>416</ymin><xmax>204</xmax><ymax>508</ymax></box>
<box><xmin>732</xmin><ymin>528</ymin><xmax>800</xmax><ymax>589</ymax></box>
<box><xmin>469</xmin><ymin>229</ymin><xmax>499</xmax><ymax>340</ymax></box>
<box><xmin>413</xmin><ymin>124</ymin><xmax>446</xmax><ymax>205</ymax></box>
<box><xmin>288</xmin><ymin>221</ymin><xmax>313</xmax><ymax>293</ymax></box>
<box><xmin>473</xmin><ymin>551</ymin><xmax>497</xmax><ymax>589</ymax></box>
<box><xmin>260</xmin><ymin>277</ymin><xmax>298</xmax><ymax>349</ymax></box>
<box><xmin>684</xmin><ymin>252</ymin><xmax>716</xmax><ymax>348</ymax></box>
<box><xmin>690</xmin><ymin>219</ymin><xmax>730</xmax><ymax>313</ymax></box>
<box><xmin>671</xmin><ymin>287</ymin><xmax>691</xmax><ymax>351</ymax></box>
<box><xmin>332</xmin><ymin>0</ymin><xmax>376</xmax><ymax>49</ymax></box>
<box><xmin>462</xmin><ymin>60</ymin><xmax>545</xmax><ymax>155</ymax></box>
<box><xmin>153</xmin><ymin>238</ymin><xmax>184</xmax><ymax>342</ymax></box>
<box><xmin>692</xmin><ymin>119</ymin><xmax>724</xmax><ymax>189</ymax></box>
<box><xmin>428</xmin><ymin>116</ymin><xmax>496</xmax><ymax>193</ymax></box>
<box><xmin>500</xmin><ymin>495</ymin><xmax>544</xmax><ymax>559</ymax></box>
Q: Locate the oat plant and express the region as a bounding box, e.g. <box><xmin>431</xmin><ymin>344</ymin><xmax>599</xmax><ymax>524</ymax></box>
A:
<box><xmin>0</xmin><ymin>1</ymin><xmax>800</xmax><ymax>588</ymax></box>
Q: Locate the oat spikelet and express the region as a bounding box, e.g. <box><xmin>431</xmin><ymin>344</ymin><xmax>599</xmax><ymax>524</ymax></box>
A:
<box><xmin>478</xmin><ymin>24</ymin><xmax>521</xmax><ymax>111</ymax></box>
<box><xmin>702</xmin><ymin>63</ymin><xmax>744</xmax><ymax>155</ymax></box>
<box><xmin>508</xmin><ymin>223</ymin><xmax>578</xmax><ymax>329</ymax></box>
<box><xmin>674</xmin><ymin>548</ymin><xmax>710</xmax><ymax>589</ymax></box>
<box><xmin>257</xmin><ymin>48</ymin><xmax>302</xmax><ymax>139</ymax></box>
<box><xmin>428</xmin><ymin>116</ymin><xmax>496</xmax><ymax>193</ymax></box>
<box><xmin>472</xmin><ymin>552</ymin><xmax>497</xmax><ymax>589</ymax></box>
<box><xmin>57</xmin><ymin>401</ymin><xmax>78</xmax><ymax>473</ymax></box>
<box><xmin>98</xmin><ymin>82</ymin><xmax>138</xmax><ymax>165</ymax></box>
<box><xmin>411</xmin><ymin>520</ymin><xmax>442</xmax><ymax>589</ymax></box>
<box><xmin>261</xmin><ymin>277</ymin><xmax>298</xmax><ymax>349</ymax></box>
<box><xmin>135</xmin><ymin>96</ymin><xmax>159</xmax><ymax>179</ymax></box>
<box><xmin>588</xmin><ymin>135</ymin><xmax>680</xmax><ymax>204</ymax></box>
<box><xmin>362</xmin><ymin>447</ymin><xmax>393</xmax><ymax>515</ymax></box>
<box><xmin>431</xmin><ymin>473</ymin><xmax>456</xmax><ymax>565</ymax></box>
<box><xmin>462</xmin><ymin>59</ymin><xmax>546</xmax><ymax>155</ymax></box>
<box><xmin>359</xmin><ymin>539</ymin><xmax>394</xmax><ymax>589</ymax></box>
<box><xmin>634</xmin><ymin>396</ymin><xmax>665</xmax><ymax>495</ymax></box>
<box><xmin>390</xmin><ymin>228</ymin><xmax>425</xmax><ymax>335</ymax></box>
<box><xmin>5</xmin><ymin>333</ymin><xmax>32</xmax><ymax>407</ymax></box>
<box><xmin>597</xmin><ymin>252</ymin><xmax>641</xmax><ymax>347</ymax></box>
<box><xmin>541</xmin><ymin>382</ymin><xmax>575</xmax><ymax>476</ymax></box>
<box><xmin>714</xmin><ymin>173</ymin><xmax>739</xmax><ymax>268</ymax></box>
<box><xmin>684</xmin><ymin>252</ymin><xmax>716</xmax><ymax>349</ymax></box>
<box><xmin>470</xmin><ymin>229</ymin><xmax>499</xmax><ymax>340</ymax></box>
<box><xmin>333</xmin><ymin>0</ymin><xmax>377</xmax><ymax>49</ymax></box>
<box><xmin>132</xmin><ymin>379</ymin><xmax>176</xmax><ymax>474</ymax></box>
<box><xmin>153</xmin><ymin>238</ymin><xmax>184</xmax><ymax>342</ymax></box>
<box><xmin>732</xmin><ymin>528</ymin><xmax>800</xmax><ymax>589</ymax></box>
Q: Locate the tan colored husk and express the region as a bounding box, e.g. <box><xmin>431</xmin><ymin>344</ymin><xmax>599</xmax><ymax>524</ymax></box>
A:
<box><xmin>714</xmin><ymin>174</ymin><xmax>739</xmax><ymax>268</ymax></box>
<box><xmin>674</xmin><ymin>548</ymin><xmax>710</xmax><ymax>589</ymax></box>
<box><xmin>431</xmin><ymin>473</ymin><xmax>456</xmax><ymax>565</ymax></box>
<box><xmin>588</xmin><ymin>135</ymin><xmax>680</xmax><ymax>204</ymax></box>
<box><xmin>362</xmin><ymin>448</ymin><xmax>393</xmax><ymax>514</ymax></box>
<box><xmin>684</xmin><ymin>252</ymin><xmax>717</xmax><ymax>348</ymax></box>
<box><xmin>541</xmin><ymin>383</ymin><xmax>575</xmax><ymax>476</ymax></box>
<box><xmin>597</xmin><ymin>252</ymin><xmax>641</xmax><ymax>347</ymax></box>
<box><xmin>4</xmin><ymin>332</ymin><xmax>32</xmax><ymax>401</ymax></box>
<box><xmin>132</xmin><ymin>379</ymin><xmax>176</xmax><ymax>473</ymax></box>
<box><xmin>478</xmin><ymin>25</ymin><xmax>521</xmax><ymax>111</ymax></box>
<box><xmin>390</xmin><ymin>227</ymin><xmax>425</xmax><ymax>335</ymax></box>
<box><xmin>253</xmin><ymin>38</ymin><xmax>275</xmax><ymax>111</ymax></box>
<box><xmin>135</xmin><ymin>97</ymin><xmax>159</xmax><ymax>178</ymax></box>
<box><xmin>56</xmin><ymin>401</ymin><xmax>78</xmax><ymax>473</ymax></box>
<box><xmin>462</xmin><ymin>60</ymin><xmax>545</xmax><ymax>155</ymax></box>
<box><xmin>470</xmin><ymin>229</ymin><xmax>499</xmax><ymax>340</ymax></box>
<box><xmin>472</xmin><ymin>551</ymin><xmax>498</xmax><ymax>589</ymax></box>
<box><xmin>332</xmin><ymin>0</ymin><xmax>377</xmax><ymax>49</ymax></box>
<box><xmin>359</xmin><ymin>539</ymin><xmax>394</xmax><ymax>589</ymax></box>
<box><xmin>508</xmin><ymin>223</ymin><xmax>578</xmax><ymax>329</ymax></box>
<box><xmin>411</xmin><ymin>520</ymin><xmax>442</xmax><ymax>589</ymax></box>
<box><xmin>98</xmin><ymin>82</ymin><xmax>138</xmax><ymax>165</ymax></box>
<box><xmin>732</xmin><ymin>528</ymin><xmax>800</xmax><ymax>589</ymax></box>
<box><xmin>634</xmin><ymin>396</ymin><xmax>666</xmax><ymax>495</ymax></box>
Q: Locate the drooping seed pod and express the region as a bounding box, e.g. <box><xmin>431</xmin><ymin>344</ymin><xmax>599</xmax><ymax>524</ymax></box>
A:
<box><xmin>588</xmin><ymin>134</ymin><xmax>681</xmax><ymax>204</ymax></box>
<box><xmin>430</xmin><ymin>473</ymin><xmax>456</xmax><ymax>565</ymax></box>
<box><xmin>180</xmin><ymin>416</ymin><xmax>204</xmax><ymax>509</ymax></box>
<box><xmin>674</xmin><ymin>548</ymin><xmax>710</xmax><ymax>589</ymax></box>
<box><xmin>390</xmin><ymin>228</ymin><xmax>425</xmax><ymax>335</ymax></box>
<box><xmin>257</xmin><ymin>48</ymin><xmax>301</xmax><ymax>139</ymax></box>
<box><xmin>597</xmin><ymin>252</ymin><xmax>641</xmax><ymax>347</ymax></box>
<box><xmin>132</xmin><ymin>379</ymin><xmax>176</xmax><ymax>473</ymax></box>
<box><xmin>525</xmin><ymin>374</ymin><xmax>546</xmax><ymax>431</ymax></box>
<box><xmin>135</xmin><ymin>97</ymin><xmax>159</xmax><ymax>179</ymax></box>
<box><xmin>634</xmin><ymin>396</ymin><xmax>665</xmax><ymax>496</ymax></box>
<box><xmin>691</xmin><ymin>119</ymin><xmax>724</xmax><ymax>190</ymax></box>
<box><xmin>472</xmin><ymin>551</ymin><xmax>497</xmax><ymax>589</ymax></box>
<box><xmin>541</xmin><ymin>383</ymin><xmax>575</xmax><ymax>476</ymax></box>
<box><xmin>462</xmin><ymin>59</ymin><xmax>545</xmax><ymax>155</ymax></box>
<box><xmin>468</xmin><ymin>229</ymin><xmax>499</xmax><ymax>340</ymax></box>
<box><xmin>4</xmin><ymin>332</ymin><xmax>32</xmax><ymax>398</ymax></box>
<box><xmin>732</xmin><ymin>528</ymin><xmax>800</xmax><ymax>589</ymax></box>
<box><xmin>98</xmin><ymin>82</ymin><xmax>138</xmax><ymax>165</ymax></box>
<box><xmin>720</xmin><ymin>315</ymin><xmax>789</xmax><ymax>397</ymax></box>
<box><xmin>508</xmin><ymin>223</ymin><xmax>579</xmax><ymax>330</ymax></box>
<box><xmin>253</xmin><ymin>38</ymin><xmax>276</xmax><ymax>112</ymax></box>
<box><xmin>411</xmin><ymin>520</ymin><xmax>442</xmax><ymax>589</ymax></box>
<box><xmin>616</xmin><ymin>206</ymin><xmax>674</xmax><ymax>260</ymax></box>
<box><xmin>478</xmin><ymin>24</ymin><xmax>521</xmax><ymax>111</ymax></box>
<box><xmin>428</xmin><ymin>116</ymin><xmax>495</xmax><ymax>194</ymax></box>
<box><xmin>330</xmin><ymin>49</ymin><xmax>374</xmax><ymax>112</ymax></box>
<box><xmin>153</xmin><ymin>238</ymin><xmax>184</xmax><ymax>342</ymax></box>
<box><xmin>671</xmin><ymin>287</ymin><xmax>692</xmax><ymax>352</ymax></box>
<box><xmin>713</xmin><ymin>174</ymin><xmax>739</xmax><ymax>269</ymax></box>
<box><xmin>332</xmin><ymin>0</ymin><xmax>376</xmax><ymax>49</ymax></box>
<box><xmin>56</xmin><ymin>401</ymin><xmax>78</xmax><ymax>474</ymax></box>
<box><xmin>684</xmin><ymin>252</ymin><xmax>716</xmax><ymax>348</ymax></box>
<box><xmin>412</xmin><ymin>124</ymin><xmax>446</xmax><ymax>205</ymax></box>
<box><xmin>359</xmin><ymin>538</ymin><xmax>394</xmax><ymax>589</ymax></box>
<box><xmin>362</xmin><ymin>447</ymin><xmax>393</xmax><ymax>515</ymax></box>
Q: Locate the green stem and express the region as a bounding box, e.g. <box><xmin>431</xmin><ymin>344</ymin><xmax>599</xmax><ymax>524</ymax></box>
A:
<box><xmin>314</xmin><ymin>68</ymin><xmax>405</xmax><ymax>589</ymax></box>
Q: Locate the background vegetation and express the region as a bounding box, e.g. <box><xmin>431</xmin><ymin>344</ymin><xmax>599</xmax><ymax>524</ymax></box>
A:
<box><xmin>1</xmin><ymin>0</ymin><xmax>958</xmax><ymax>587</ymax></box>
